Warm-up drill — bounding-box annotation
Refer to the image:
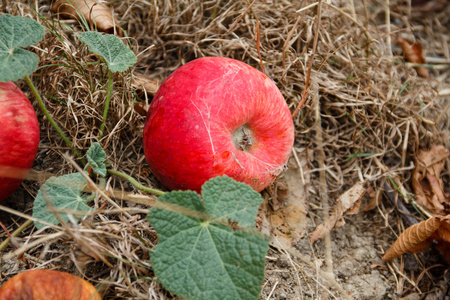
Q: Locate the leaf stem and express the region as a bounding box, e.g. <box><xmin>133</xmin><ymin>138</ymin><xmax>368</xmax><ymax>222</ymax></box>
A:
<box><xmin>25</xmin><ymin>75</ymin><xmax>85</xmax><ymax>164</ymax></box>
<box><xmin>99</xmin><ymin>70</ymin><xmax>114</xmax><ymax>139</ymax></box>
<box><xmin>107</xmin><ymin>169</ymin><xmax>165</xmax><ymax>196</ymax></box>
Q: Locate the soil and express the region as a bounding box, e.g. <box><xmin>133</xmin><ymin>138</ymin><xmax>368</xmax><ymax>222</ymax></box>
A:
<box><xmin>261</xmin><ymin>211</ymin><xmax>449</xmax><ymax>299</ymax></box>
<box><xmin>262</xmin><ymin>214</ymin><xmax>394</xmax><ymax>299</ymax></box>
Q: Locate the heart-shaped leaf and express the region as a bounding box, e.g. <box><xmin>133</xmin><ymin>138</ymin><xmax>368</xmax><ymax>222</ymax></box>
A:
<box><xmin>78</xmin><ymin>31</ymin><xmax>136</xmax><ymax>72</ymax></box>
<box><xmin>0</xmin><ymin>14</ymin><xmax>45</xmax><ymax>82</ymax></box>
<box><xmin>86</xmin><ymin>142</ymin><xmax>107</xmax><ymax>177</ymax></box>
<box><xmin>33</xmin><ymin>173</ymin><xmax>92</xmax><ymax>229</ymax></box>
<box><xmin>148</xmin><ymin>176</ymin><xmax>269</xmax><ymax>300</ymax></box>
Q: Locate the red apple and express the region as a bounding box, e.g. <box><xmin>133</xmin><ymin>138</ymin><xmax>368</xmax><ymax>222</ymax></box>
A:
<box><xmin>0</xmin><ymin>82</ymin><xmax>40</xmax><ymax>202</ymax></box>
<box><xmin>143</xmin><ymin>57</ymin><xmax>294</xmax><ymax>192</ymax></box>
<box><xmin>0</xmin><ymin>269</ymin><xmax>101</xmax><ymax>300</ymax></box>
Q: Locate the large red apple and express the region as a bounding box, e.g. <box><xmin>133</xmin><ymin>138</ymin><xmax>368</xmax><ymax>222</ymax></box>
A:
<box><xmin>0</xmin><ymin>82</ymin><xmax>40</xmax><ymax>202</ymax></box>
<box><xmin>143</xmin><ymin>57</ymin><xmax>294</xmax><ymax>192</ymax></box>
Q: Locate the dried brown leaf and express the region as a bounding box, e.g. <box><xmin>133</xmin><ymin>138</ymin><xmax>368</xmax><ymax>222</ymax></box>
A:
<box><xmin>133</xmin><ymin>102</ymin><xmax>149</xmax><ymax>117</ymax></box>
<box><xmin>397</xmin><ymin>38</ymin><xmax>429</xmax><ymax>78</ymax></box>
<box><xmin>132</xmin><ymin>73</ymin><xmax>159</xmax><ymax>96</ymax></box>
<box><xmin>382</xmin><ymin>217</ymin><xmax>441</xmax><ymax>261</ymax></box>
<box><xmin>51</xmin><ymin>0</ymin><xmax>122</xmax><ymax>36</ymax></box>
<box><xmin>436</xmin><ymin>214</ymin><xmax>450</xmax><ymax>242</ymax></box>
<box><xmin>257</xmin><ymin>154</ymin><xmax>309</xmax><ymax>246</ymax></box>
<box><xmin>412</xmin><ymin>145</ymin><xmax>450</xmax><ymax>216</ymax></box>
<box><xmin>363</xmin><ymin>187</ymin><xmax>382</xmax><ymax>212</ymax></box>
<box><xmin>309</xmin><ymin>182</ymin><xmax>366</xmax><ymax>243</ymax></box>
<box><xmin>434</xmin><ymin>215</ymin><xmax>450</xmax><ymax>261</ymax></box>
<box><xmin>131</xmin><ymin>73</ymin><xmax>159</xmax><ymax>116</ymax></box>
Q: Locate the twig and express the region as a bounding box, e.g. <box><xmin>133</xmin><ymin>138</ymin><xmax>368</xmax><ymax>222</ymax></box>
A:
<box><xmin>322</xmin><ymin>1</ymin><xmax>373</xmax><ymax>41</ymax></box>
<box><xmin>385</xmin><ymin>0</ymin><xmax>392</xmax><ymax>56</ymax></box>
<box><xmin>312</xmin><ymin>79</ymin><xmax>334</xmax><ymax>282</ymax></box>
<box><xmin>0</xmin><ymin>219</ymin><xmax>33</xmax><ymax>251</ymax></box>
<box><xmin>227</xmin><ymin>0</ymin><xmax>256</xmax><ymax>33</ymax></box>
<box><xmin>0</xmin><ymin>204</ymin><xmax>57</xmax><ymax>228</ymax></box>
<box><xmin>349</xmin><ymin>0</ymin><xmax>356</xmax><ymax>19</ymax></box>
<box><xmin>282</xmin><ymin>14</ymin><xmax>302</xmax><ymax>69</ymax></box>
<box><xmin>255</xmin><ymin>20</ymin><xmax>265</xmax><ymax>73</ymax></box>
<box><xmin>283</xmin><ymin>0</ymin><xmax>308</xmax><ymax>69</ymax></box>
<box><xmin>296</xmin><ymin>2</ymin><xmax>319</xmax><ymax>13</ymax></box>
<box><xmin>292</xmin><ymin>0</ymin><xmax>322</xmax><ymax>119</ymax></box>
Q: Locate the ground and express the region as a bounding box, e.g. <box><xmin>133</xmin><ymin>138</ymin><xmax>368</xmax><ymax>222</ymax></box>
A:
<box><xmin>1</xmin><ymin>0</ymin><xmax>449</xmax><ymax>299</ymax></box>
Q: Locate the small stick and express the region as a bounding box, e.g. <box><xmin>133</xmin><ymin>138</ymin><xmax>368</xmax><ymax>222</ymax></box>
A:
<box><xmin>227</xmin><ymin>0</ymin><xmax>256</xmax><ymax>33</ymax></box>
<box><xmin>312</xmin><ymin>79</ymin><xmax>334</xmax><ymax>282</ymax></box>
<box><xmin>292</xmin><ymin>0</ymin><xmax>322</xmax><ymax>119</ymax></box>
<box><xmin>282</xmin><ymin>15</ymin><xmax>302</xmax><ymax>69</ymax></box>
<box><xmin>0</xmin><ymin>219</ymin><xmax>33</xmax><ymax>251</ymax></box>
<box><xmin>385</xmin><ymin>0</ymin><xmax>392</xmax><ymax>56</ymax></box>
<box><xmin>349</xmin><ymin>0</ymin><xmax>356</xmax><ymax>19</ymax></box>
<box><xmin>322</xmin><ymin>2</ymin><xmax>373</xmax><ymax>41</ymax></box>
<box><xmin>255</xmin><ymin>20</ymin><xmax>265</xmax><ymax>73</ymax></box>
<box><xmin>283</xmin><ymin>0</ymin><xmax>308</xmax><ymax>69</ymax></box>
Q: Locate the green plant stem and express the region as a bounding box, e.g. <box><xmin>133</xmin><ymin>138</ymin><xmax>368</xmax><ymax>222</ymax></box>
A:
<box><xmin>107</xmin><ymin>169</ymin><xmax>165</xmax><ymax>196</ymax></box>
<box><xmin>99</xmin><ymin>70</ymin><xmax>114</xmax><ymax>139</ymax></box>
<box><xmin>25</xmin><ymin>75</ymin><xmax>85</xmax><ymax>164</ymax></box>
<box><xmin>0</xmin><ymin>219</ymin><xmax>33</xmax><ymax>251</ymax></box>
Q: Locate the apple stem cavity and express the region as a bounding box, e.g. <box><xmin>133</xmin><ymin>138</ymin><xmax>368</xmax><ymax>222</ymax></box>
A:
<box><xmin>232</xmin><ymin>124</ymin><xmax>253</xmax><ymax>152</ymax></box>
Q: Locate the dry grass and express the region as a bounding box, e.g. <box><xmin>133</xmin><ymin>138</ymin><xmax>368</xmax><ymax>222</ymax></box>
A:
<box><xmin>1</xmin><ymin>0</ymin><xmax>449</xmax><ymax>299</ymax></box>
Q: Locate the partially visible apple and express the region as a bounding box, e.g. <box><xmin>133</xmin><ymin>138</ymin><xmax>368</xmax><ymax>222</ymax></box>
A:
<box><xmin>143</xmin><ymin>57</ymin><xmax>294</xmax><ymax>192</ymax></box>
<box><xmin>0</xmin><ymin>269</ymin><xmax>101</xmax><ymax>300</ymax></box>
<box><xmin>0</xmin><ymin>82</ymin><xmax>40</xmax><ymax>202</ymax></box>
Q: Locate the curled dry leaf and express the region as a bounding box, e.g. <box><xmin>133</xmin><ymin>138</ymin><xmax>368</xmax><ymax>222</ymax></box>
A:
<box><xmin>382</xmin><ymin>217</ymin><xmax>440</xmax><ymax>262</ymax></box>
<box><xmin>51</xmin><ymin>0</ymin><xmax>122</xmax><ymax>36</ymax></box>
<box><xmin>382</xmin><ymin>215</ymin><xmax>450</xmax><ymax>262</ymax></box>
<box><xmin>434</xmin><ymin>215</ymin><xmax>450</xmax><ymax>262</ymax></box>
<box><xmin>0</xmin><ymin>269</ymin><xmax>101</xmax><ymax>300</ymax></box>
<box><xmin>436</xmin><ymin>214</ymin><xmax>450</xmax><ymax>242</ymax></box>
<box><xmin>397</xmin><ymin>38</ymin><xmax>429</xmax><ymax>78</ymax></box>
<box><xmin>132</xmin><ymin>73</ymin><xmax>159</xmax><ymax>96</ymax></box>
<box><xmin>131</xmin><ymin>73</ymin><xmax>159</xmax><ymax>116</ymax></box>
<box><xmin>363</xmin><ymin>186</ymin><xmax>382</xmax><ymax>212</ymax></box>
<box><xmin>412</xmin><ymin>145</ymin><xmax>450</xmax><ymax>216</ymax></box>
<box><xmin>309</xmin><ymin>181</ymin><xmax>366</xmax><ymax>244</ymax></box>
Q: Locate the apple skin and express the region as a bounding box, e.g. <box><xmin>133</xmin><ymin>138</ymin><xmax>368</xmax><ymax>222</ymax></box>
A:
<box><xmin>0</xmin><ymin>269</ymin><xmax>101</xmax><ymax>300</ymax></box>
<box><xmin>143</xmin><ymin>57</ymin><xmax>294</xmax><ymax>192</ymax></box>
<box><xmin>0</xmin><ymin>82</ymin><xmax>40</xmax><ymax>202</ymax></box>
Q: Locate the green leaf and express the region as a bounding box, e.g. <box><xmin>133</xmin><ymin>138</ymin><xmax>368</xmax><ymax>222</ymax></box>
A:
<box><xmin>202</xmin><ymin>176</ymin><xmax>262</xmax><ymax>227</ymax></box>
<box><xmin>32</xmin><ymin>173</ymin><xmax>92</xmax><ymax>229</ymax></box>
<box><xmin>78</xmin><ymin>31</ymin><xmax>136</xmax><ymax>72</ymax></box>
<box><xmin>148</xmin><ymin>176</ymin><xmax>269</xmax><ymax>300</ymax></box>
<box><xmin>86</xmin><ymin>142</ymin><xmax>107</xmax><ymax>177</ymax></box>
<box><xmin>0</xmin><ymin>14</ymin><xmax>45</xmax><ymax>82</ymax></box>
